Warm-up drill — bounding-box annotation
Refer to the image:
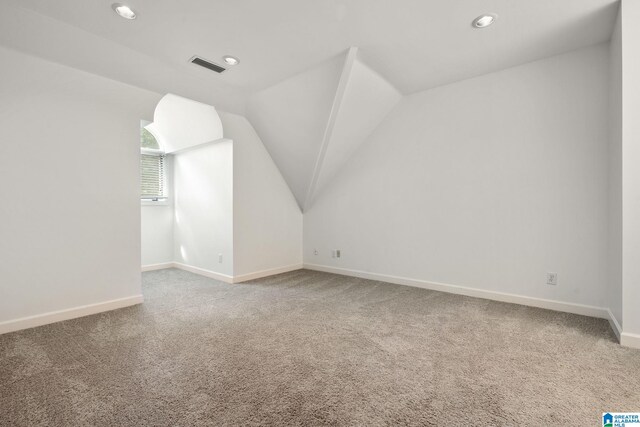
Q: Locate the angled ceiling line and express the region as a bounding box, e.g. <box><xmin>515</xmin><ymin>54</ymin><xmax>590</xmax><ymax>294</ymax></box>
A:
<box><xmin>309</xmin><ymin>59</ymin><xmax>403</xmax><ymax>205</ymax></box>
<box><xmin>303</xmin><ymin>46</ymin><xmax>358</xmax><ymax>212</ymax></box>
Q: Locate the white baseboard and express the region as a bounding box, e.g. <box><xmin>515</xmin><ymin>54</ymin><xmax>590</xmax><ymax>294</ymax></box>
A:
<box><xmin>605</xmin><ymin>311</ymin><xmax>640</xmax><ymax>349</ymax></box>
<box><xmin>0</xmin><ymin>295</ymin><xmax>144</xmax><ymax>335</ymax></box>
<box><xmin>141</xmin><ymin>262</ymin><xmax>174</xmax><ymax>272</ymax></box>
<box><xmin>144</xmin><ymin>262</ymin><xmax>302</xmax><ymax>284</ymax></box>
<box><xmin>3</xmin><ymin>259</ymin><xmax>298</xmax><ymax>335</ymax></box>
<box><xmin>621</xmin><ymin>332</ymin><xmax>640</xmax><ymax>349</ymax></box>
<box><xmin>172</xmin><ymin>262</ymin><xmax>234</xmax><ymax>284</ymax></box>
<box><xmin>233</xmin><ymin>264</ymin><xmax>303</xmax><ymax>283</ymax></box>
<box><xmin>303</xmin><ymin>263</ymin><xmax>609</xmax><ymax>319</ymax></box>
<box><xmin>607</xmin><ymin>309</ymin><xmax>622</xmax><ymax>342</ymax></box>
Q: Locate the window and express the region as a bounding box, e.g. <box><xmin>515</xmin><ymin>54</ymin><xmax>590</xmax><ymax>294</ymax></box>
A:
<box><xmin>141</xmin><ymin>126</ymin><xmax>160</xmax><ymax>150</ymax></box>
<box><xmin>140</xmin><ymin>152</ymin><xmax>165</xmax><ymax>200</ymax></box>
<box><xmin>140</xmin><ymin>122</ymin><xmax>166</xmax><ymax>201</ymax></box>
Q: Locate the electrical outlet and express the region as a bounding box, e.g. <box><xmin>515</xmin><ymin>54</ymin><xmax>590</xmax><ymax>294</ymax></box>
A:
<box><xmin>218</xmin><ymin>253</ymin><xmax>223</xmax><ymax>263</ymax></box>
<box><xmin>332</xmin><ymin>249</ymin><xmax>341</xmax><ymax>258</ymax></box>
<box><xmin>546</xmin><ymin>272</ymin><xmax>558</xmax><ymax>286</ymax></box>
<box><xmin>313</xmin><ymin>249</ymin><xmax>318</xmax><ymax>256</ymax></box>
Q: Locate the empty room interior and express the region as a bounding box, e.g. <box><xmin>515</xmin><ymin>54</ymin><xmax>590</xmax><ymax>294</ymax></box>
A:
<box><xmin>1</xmin><ymin>0</ymin><xmax>640</xmax><ymax>425</ymax></box>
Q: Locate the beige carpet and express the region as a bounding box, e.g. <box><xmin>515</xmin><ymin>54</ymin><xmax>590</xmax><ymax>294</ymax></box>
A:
<box><xmin>1</xmin><ymin>268</ymin><xmax>639</xmax><ymax>426</ymax></box>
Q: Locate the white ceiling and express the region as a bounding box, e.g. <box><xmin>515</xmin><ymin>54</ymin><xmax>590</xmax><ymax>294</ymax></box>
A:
<box><xmin>0</xmin><ymin>3</ymin><xmax>249</xmax><ymax>113</ymax></box>
<box><xmin>1</xmin><ymin>0</ymin><xmax>618</xmax><ymax>100</ymax></box>
<box><xmin>0</xmin><ymin>0</ymin><xmax>619</xmax><ymax>207</ymax></box>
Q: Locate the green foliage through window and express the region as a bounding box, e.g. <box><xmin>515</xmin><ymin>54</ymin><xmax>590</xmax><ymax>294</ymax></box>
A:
<box><xmin>141</xmin><ymin>127</ymin><xmax>159</xmax><ymax>150</ymax></box>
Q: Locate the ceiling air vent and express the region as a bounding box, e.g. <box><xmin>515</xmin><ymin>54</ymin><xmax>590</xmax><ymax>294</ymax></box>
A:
<box><xmin>190</xmin><ymin>56</ymin><xmax>226</xmax><ymax>73</ymax></box>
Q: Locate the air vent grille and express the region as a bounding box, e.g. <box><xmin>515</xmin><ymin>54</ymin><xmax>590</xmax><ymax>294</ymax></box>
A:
<box><xmin>190</xmin><ymin>56</ymin><xmax>226</xmax><ymax>73</ymax></box>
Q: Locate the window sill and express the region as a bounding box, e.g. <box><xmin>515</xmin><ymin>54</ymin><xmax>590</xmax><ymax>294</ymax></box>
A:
<box><xmin>141</xmin><ymin>199</ymin><xmax>170</xmax><ymax>206</ymax></box>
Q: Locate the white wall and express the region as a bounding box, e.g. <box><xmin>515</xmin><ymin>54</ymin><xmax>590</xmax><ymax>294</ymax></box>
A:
<box><xmin>304</xmin><ymin>43</ymin><xmax>610</xmax><ymax>310</ymax></box>
<box><xmin>220</xmin><ymin>112</ymin><xmax>303</xmax><ymax>277</ymax></box>
<box><xmin>141</xmin><ymin>204</ymin><xmax>174</xmax><ymax>266</ymax></box>
<box><xmin>608</xmin><ymin>10</ymin><xmax>623</xmax><ymax>330</ymax></box>
<box><xmin>141</xmin><ymin>156</ymin><xmax>174</xmax><ymax>267</ymax></box>
<box><xmin>141</xmin><ymin>106</ymin><xmax>302</xmax><ymax>280</ymax></box>
<box><xmin>620</xmin><ymin>0</ymin><xmax>640</xmax><ymax>340</ymax></box>
<box><xmin>0</xmin><ymin>46</ymin><xmax>160</xmax><ymax>326</ymax></box>
<box><xmin>173</xmin><ymin>140</ymin><xmax>234</xmax><ymax>277</ymax></box>
<box><xmin>145</xmin><ymin>110</ymin><xmax>302</xmax><ymax>280</ymax></box>
<box><xmin>311</xmin><ymin>56</ymin><xmax>402</xmax><ymax>205</ymax></box>
<box><xmin>246</xmin><ymin>55</ymin><xmax>344</xmax><ymax>208</ymax></box>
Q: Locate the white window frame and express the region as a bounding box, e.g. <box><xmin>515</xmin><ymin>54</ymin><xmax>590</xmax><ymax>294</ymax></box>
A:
<box><xmin>140</xmin><ymin>147</ymin><xmax>169</xmax><ymax>206</ymax></box>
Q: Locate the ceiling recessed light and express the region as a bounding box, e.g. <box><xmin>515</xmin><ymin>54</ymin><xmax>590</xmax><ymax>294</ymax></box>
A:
<box><xmin>222</xmin><ymin>56</ymin><xmax>240</xmax><ymax>66</ymax></box>
<box><xmin>112</xmin><ymin>3</ymin><xmax>136</xmax><ymax>20</ymax></box>
<box><xmin>472</xmin><ymin>13</ymin><xmax>497</xmax><ymax>29</ymax></box>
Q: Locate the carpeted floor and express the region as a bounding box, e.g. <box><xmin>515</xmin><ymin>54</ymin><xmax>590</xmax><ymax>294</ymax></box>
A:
<box><xmin>1</xmin><ymin>269</ymin><xmax>639</xmax><ymax>426</ymax></box>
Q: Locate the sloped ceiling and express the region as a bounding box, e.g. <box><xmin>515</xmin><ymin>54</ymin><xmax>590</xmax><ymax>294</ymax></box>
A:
<box><xmin>1</xmin><ymin>0</ymin><xmax>617</xmax><ymax>98</ymax></box>
<box><xmin>148</xmin><ymin>94</ymin><xmax>224</xmax><ymax>153</ymax></box>
<box><xmin>310</xmin><ymin>53</ymin><xmax>402</xmax><ymax>209</ymax></box>
<box><xmin>0</xmin><ymin>0</ymin><xmax>620</xmax><ymax>209</ymax></box>
<box><xmin>0</xmin><ymin>4</ymin><xmax>249</xmax><ymax>113</ymax></box>
<box><xmin>246</xmin><ymin>48</ymin><xmax>402</xmax><ymax>210</ymax></box>
<box><xmin>245</xmin><ymin>55</ymin><xmax>344</xmax><ymax>207</ymax></box>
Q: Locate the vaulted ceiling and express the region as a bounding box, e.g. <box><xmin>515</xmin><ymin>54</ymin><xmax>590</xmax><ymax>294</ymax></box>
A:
<box><xmin>246</xmin><ymin>48</ymin><xmax>402</xmax><ymax>208</ymax></box>
<box><xmin>0</xmin><ymin>0</ymin><xmax>619</xmax><ymax>208</ymax></box>
<box><xmin>1</xmin><ymin>0</ymin><xmax>617</xmax><ymax>105</ymax></box>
